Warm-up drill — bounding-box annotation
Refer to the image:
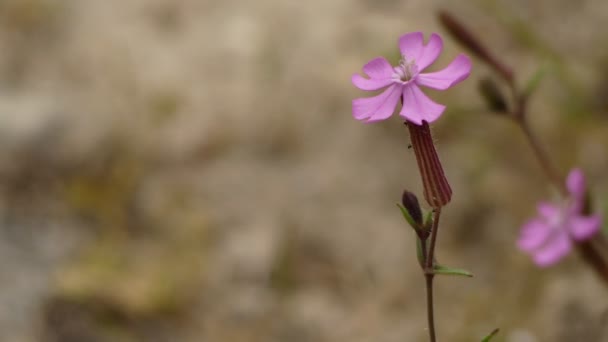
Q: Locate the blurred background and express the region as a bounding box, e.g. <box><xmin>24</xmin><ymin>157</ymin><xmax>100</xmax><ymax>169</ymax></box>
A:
<box><xmin>0</xmin><ymin>0</ymin><xmax>608</xmax><ymax>341</ymax></box>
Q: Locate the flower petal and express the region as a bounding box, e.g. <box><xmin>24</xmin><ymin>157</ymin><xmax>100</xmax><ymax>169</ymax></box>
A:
<box><xmin>566</xmin><ymin>168</ymin><xmax>585</xmax><ymax>199</ymax></box>
<box><xmin>399</xmin><ymin>84</ymin><xmax>445</xmax><ymax>125</ymax></box>
<box><xmin>399</xmin><ymin>32</ymin><xmax>424</xmax><ymax>61</ymax></box>
<box><xmin>362</xmin><ymin>57</ymin><xmax>394</xmax><ymax>79</ymax></box>
<box><xmin>352</xmin><ymin>74</ymin><xmax>394</xmax><ymax>91</ymax></box>
<box><xmin>569</xmin><ymin>215</ymin><xmax>601</xmax><ymax>241</ymax></box>
<box><xmin>352</xmin><ymin>84</ymin><xmax>401</xmax><ymax>122</ymax></box>
<box><xmin>415</xmin><ymin>54</ymin><xmax>472</xmax><ymax>90</ymax></box>
<box><xmin>416</xmin><ymin>33</ymin><xmax>443</xmax><ymax>71</ymax></box>
<box><xmin>517</xmin><ymin>219</ymin><xmax>552</xmax><ymax>252</ymax></box>
<box><xmin>532</xmin><ymin>231</ymin><xmax>571</xmax><ymax>267</ymax></box>
<box><xmin>352</xmin><ymin>57</ymin><xmax>397</xmax><ymax>91</ymax></box>
<box><xmin>537</xmin><ymin>202</ymin><xmax>560</xmax><ymax>219</ymax></box>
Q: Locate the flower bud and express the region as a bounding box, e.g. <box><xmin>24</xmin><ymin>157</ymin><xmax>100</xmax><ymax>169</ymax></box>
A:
<box><xmin>478</xmin><ymin>77</ymin><xmax>508</xmax><ymax>113</ymax></box>
<box><xmin>438</xmin><ymin>10</ymin><xmax>513</xmax><ymax>84</ymax></box>
<box><xmin>401</xmin><ymin>190</ymin><xmax>423</xmax><ymax>226</ymax></box>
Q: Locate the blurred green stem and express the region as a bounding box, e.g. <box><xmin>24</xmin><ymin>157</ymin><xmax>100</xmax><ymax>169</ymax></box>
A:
<box><xmin>515</xmin><ymin>115</ymin><xmax>567</xmax><ymax>196</ymax></box>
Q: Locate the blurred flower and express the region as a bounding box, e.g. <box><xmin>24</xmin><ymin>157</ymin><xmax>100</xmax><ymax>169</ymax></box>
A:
<box><xmin>351</xmin><ymin>32</ymin><xmax>471</xmax><ymax>125</ymax></box>
<box><xmin>518</xmin><ymin>169</ymin><xmax>602</xmax><ymax>267</ymax></box>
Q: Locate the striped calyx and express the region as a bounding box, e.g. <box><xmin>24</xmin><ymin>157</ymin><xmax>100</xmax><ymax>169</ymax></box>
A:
<box><xmin>407</xmin><ymin>121</ymin><xmax>452</xmax><ymax>208</ymax></box>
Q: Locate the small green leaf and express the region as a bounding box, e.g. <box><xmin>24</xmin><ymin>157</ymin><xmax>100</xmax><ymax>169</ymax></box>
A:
<box><xmin>416</xmin><ymin>236</ymin><xmax>426</xmax><ymax>267</ymax></box>
<box><xmin>433</xmin><ymin>264</ymin><xmax>473</xmax><ymax>277</ymax></box>
<box><xmin>416</xmin><ymin>237</ymin><xmax>435</xmax><ymax>269</ymax></box>
<box><xmin>481</xmin><ymin>328</ymin><xmax>499</xmax><ymax>342</ymax></box>
<box><xmin>423</xmin><ymin>210</ymin><xmax>433</xmax><ymax>230</ymax></box>
<box><xmin>523</xmin><ymin>65</ymin><xmax>547</xmax><ymax>98</ymax></box>
<box><xmin>397</xmin><ymin>203</ymin><xmax>420</xmax><ymax>231</ymax></box>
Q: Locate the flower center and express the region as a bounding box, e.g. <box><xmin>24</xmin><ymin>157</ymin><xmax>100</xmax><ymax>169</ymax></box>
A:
<box><xmin>547</xmin><ymin>199</ymin><xmax>574</xmax><ymax>231</ymax></box>
<box><xmin>394</xmin><ymin>56</ymin><xmax>419</xmax><ymax>83</ymax></box>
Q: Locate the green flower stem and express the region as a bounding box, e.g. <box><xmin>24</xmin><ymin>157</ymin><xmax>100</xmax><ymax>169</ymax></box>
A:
<box><xmin>424</xmin><ymin>275</ymin><xmax>435</xmax><ymax>342</ymax></box>
<box><xmin>424</xmin><ymin>208</ymin><xmax>442</xmax><ymax>342</ymax></box>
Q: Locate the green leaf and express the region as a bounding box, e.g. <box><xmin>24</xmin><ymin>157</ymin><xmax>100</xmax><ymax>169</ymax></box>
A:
<box><xmin>433</xmin><ymin>264</ymin><xmax>473</xmax><ymax>277</ymax></box>
<box><xmin>397</xmin><ymin>203</ymin><xmax>420</xmax><ymax>231</ymax></box>
<box><xmin>424</xmin><ymin>210</ymin><xmax>433</xmax><ymax>230</ymax></box>
<box><xmin>523</xmin><ymin>65</ymin><xmax>547</xmax><ymax>98</ymax></box>
<box><xmin>416</xmin><ymin>236</ymin><xmax>426</xmax><ymax>267</ymax></box>
<box><xmin>481</xmin><ymin>328</ymin><xmax>499</xmax><ymax>342</ymax></box>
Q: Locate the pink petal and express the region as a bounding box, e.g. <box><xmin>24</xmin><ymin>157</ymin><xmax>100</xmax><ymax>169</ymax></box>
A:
<box><xmin>399</xmin><ymin>84</ymin><xmax>445</xmax><ymax>125</ymax></box>
<box><xmin>416</xmin><ymin>33</ymin><xmax>443</xmax><ymax>71</ymax></box>
<box><xmin>352</xmin><ymin>74</ymin><xmax>394</xmax><ymax>91</ymax></box>
<box><xmin>415</xmin><ymin>54</ymin><xmax>472</xmax><ymax>90</ymax></box>
<box><xmin>399</xmin><ymin>32</ymin><xmax>424</xmax><ymax>61</ymax></box>
<box><xmin>362</xmin><ymin>57</ymin><xmax>394</xmax><ymax>79</ymax></box>
<box><xmin>566</xmin><ymin>168</ymin><xmax>585</xmax><ymax>199</ymax></box>
<box><xmin>517</xmin><ymin>219</ymin><xmax>552</xmax><ymax>252</ymax></box>
<box><xmin>352</xmin><ymin>84</ymin><xmax>402</xmax><ymax>122</ymax></box>
<box><xmin>532</xmin><ymin>231</ymin><xmax>571</xmax><ymax>267</ymax></box>
<box><xmin>537</xmin><ymin>202</ymin><xmax>560</xmax><ymax>219</ymax></box>
<box><xmin>569</xmin><ymin>215</ymin><xmax>601</xmax><ymax>241</ymax></box>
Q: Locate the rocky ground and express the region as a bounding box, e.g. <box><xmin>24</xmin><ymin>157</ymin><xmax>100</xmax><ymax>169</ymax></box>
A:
<box><xmin>1</xmin><ymin>0</ymin><xmax>608</xmax><ymax>341</ymax></box>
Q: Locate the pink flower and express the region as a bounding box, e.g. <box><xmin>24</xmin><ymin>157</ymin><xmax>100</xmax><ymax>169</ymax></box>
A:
<box><xmin>351</xmin><ymin>32</ymin><xmax>472</xmax><ymax>125</ymax></box>
<box><xmin>518</xmin><ymin>169</ymin><xmax>602</xmax><ymax>267</ymax></box>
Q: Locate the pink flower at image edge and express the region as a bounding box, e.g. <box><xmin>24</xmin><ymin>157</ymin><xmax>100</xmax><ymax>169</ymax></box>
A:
<box><xmin>518</xmin><ymin>169</ymin><xmax>602</xmax><ymax>267</ymax></box>
<box><xmin>351</xmin><ymin>31</ymin><xmax>472</xmax><ymax>125</ymax></box>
